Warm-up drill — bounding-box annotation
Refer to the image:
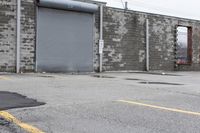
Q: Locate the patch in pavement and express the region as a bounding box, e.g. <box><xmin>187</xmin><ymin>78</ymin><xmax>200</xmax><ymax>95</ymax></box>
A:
<box><xmin>139</xmin><ymin>81</ymin><xmax>184</xmax><ymax>85</ymax></box>
<box><xmin>0</xmin><ymin>91</ymin><xmax>45</xmax><ymax>110</ymax></box>
<box><xmin>91</xmin><ymin>75</ymin><xmax>115</xmax><ymax>78</ymax></box>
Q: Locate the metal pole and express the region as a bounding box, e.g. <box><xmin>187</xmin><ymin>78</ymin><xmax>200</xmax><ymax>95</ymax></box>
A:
<box><xmin>100</xmin><ymin>5</ymin><xmax>103</xmax><ymax>40</ymax></box>
<box><xmin>146</xmin><ymin>19</ymin><xmax>149</xmax><ymax>71</ymax></box>
<box><xmin>16</xmin><ymin>0</ymin><xmax>21</xmax><ymax>73</ymax></box>
<box><xmin>99</xmin><ymin>4</ymin><xmax>104</xmax><ymax>72</ymax></box>
<box><xmin>125</xmin><ymin>1</ymin><xmax>128</xmax><ymax>10</ymax></box>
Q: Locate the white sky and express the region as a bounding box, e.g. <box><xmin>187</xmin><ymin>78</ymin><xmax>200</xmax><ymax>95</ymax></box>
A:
<box><xmin>96</xmin><ymin>0</ymin><xmax>200</xmax><ymax>20</ymax></box>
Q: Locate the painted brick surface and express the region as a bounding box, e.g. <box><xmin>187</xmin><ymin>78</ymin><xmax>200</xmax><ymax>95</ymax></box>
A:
<box><xmin>102</xmin><ymin>8</ymin><xmax>146</xmax><ymax>71</ymax></box>
<box><xmin>102</xmin><ymin>7</ymin><xmax>200</xmax><ymax>71</ymax></box>
<box><xmin>0</xmin><ymin>0</ymin><xmax>36</xmax><ymax>72</ymax></box>
<box><xmin>148</xmin><ymin>16</ymin><xmax>175</xmax><ymax>71</ymax></box>
<box><xmin>1</xmin><ymin>1</ymin><xmax>200</xmax><ymax>72</ymax></box>
<box><xmin>20</xmin><ymin>0</ymin><xmax>36</xmax><ymax>72</ymax></box>
<box><xmin>0</xmin><ymin>0</ymin><xmax>16</xmax><ymax>72</ymax></box>
<box><xmin>94</xmin><ymin>8</ymin><xmax>100</xmax><ymax>72</ymax></box>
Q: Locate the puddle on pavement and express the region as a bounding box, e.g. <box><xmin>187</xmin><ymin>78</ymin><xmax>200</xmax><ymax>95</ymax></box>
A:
<box><xmin>37</xmin><ymin>75</ymin><xmax>54</xmax><ymax>78</ymax></box>
<box><xmin>129</xmin><ymin>72</ymin><xmax>181</xmax><ymax>76</ymax></box>
<box><xmin>0</xmin><ymin>91</ymin><xmax>45</xmax><ymax>110</ymax></box>
<box><xmin>125</xmin><ymin>78</ymin><xmax>143</xmax><ymax>81</ymax></box>
<box><xmin>139</xmin><ymin>81</ymin><xmax>184</xmax><ymax>85</ymax></box>
<box><xmin>91</xmin><ymin>75</ymin><xmax>115</xmax><ymax>79</ymax></box>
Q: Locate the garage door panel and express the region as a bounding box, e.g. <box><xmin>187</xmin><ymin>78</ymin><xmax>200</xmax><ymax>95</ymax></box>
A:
<box><xmin>37</xmin><ymin>7</ymin><xmax>93</xmax><ymax>72</ymax></box>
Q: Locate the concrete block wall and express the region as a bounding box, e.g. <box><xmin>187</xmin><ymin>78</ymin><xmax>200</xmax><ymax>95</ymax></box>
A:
<box><xmin>148</xmin><ymin>15</ymin><xmax>200</xmax><ymax>71</ymax></box>
<box><xmin>101</xmin><ymin>7</ymin><xmax>200</xmax><ymax>71</ymax></box>
<box><xmin>94</xmin><ymin>7</ymin><xmax>100</xmax><ymax>72</ymax></box>
<box><xmin>0</xmin><ymin>0</ymin><xmax>36</xmax><ymax>72</ymax></box>
<box><xmin>20</xmin><ymin>0</ymin><xmax>36</xmax><ymax>72</ymax></box>
<box><xmin>0</xmin><ymin>0</ymin><xmax>200</xmax><ymax>72</ymax></box>
<box><xmin>102</xmin><ymin>8</ymin><xmax>146</xmax><ymax>71</ymax></box>
<box><xmin>148</xmin><ymin>15</ymin><xmax>176</xmax><ymax>71</ymax></box>
<box><xmin>0</xmin><ymin>0</ymin><xmax>17</xmax><ymax>72</ymax></box>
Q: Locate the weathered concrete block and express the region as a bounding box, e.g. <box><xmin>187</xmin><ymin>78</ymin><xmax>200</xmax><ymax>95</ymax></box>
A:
<box><xmin>1</xmin><ymin>0</ymin><xmax>200</xmax><ymax>72</ymax></box>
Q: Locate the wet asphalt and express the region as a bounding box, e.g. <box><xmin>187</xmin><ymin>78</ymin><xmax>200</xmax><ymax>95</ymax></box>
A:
<box><xmin>0</xmin><ymin>72</ymin><xmax>200</xmax><ymax>133</ymax></box>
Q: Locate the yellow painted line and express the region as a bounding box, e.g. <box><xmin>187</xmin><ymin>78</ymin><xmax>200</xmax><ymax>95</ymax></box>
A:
<box><xmin>117</xmin><ymin>100</ymin><xmax>200</xmax><ymax>116</ymax></box>
<box><xmin>0</xmin><ymin>111</ymin><xmax>45</xmax><ymax>133</ymax></box>
<box><xmin>0</xmin><ymin>76</ymin><xmax>10</xmax><ymax>80</ymax></box>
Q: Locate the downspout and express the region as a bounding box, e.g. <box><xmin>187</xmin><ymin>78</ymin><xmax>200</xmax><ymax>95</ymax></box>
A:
<box><xmin>16</xmin><ymin>0</ymin><xmax>21</xmax><ymax>73</ymax></box>
<box><xmin>146</xmin><ymin>19</ymin><xmax>149</xmax><ymax>71</ymax></box>
<box><xmin>99</xmin><ymin>4</ymin><xmax>104</xmax><ymax>72</ymax></box>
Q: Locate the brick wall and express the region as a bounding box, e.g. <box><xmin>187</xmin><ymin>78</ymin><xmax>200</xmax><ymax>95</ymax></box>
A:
<box><xmin>20</xmin><ymin>0</ymin><xmax>36</xmax><ymax>72</ymax></box>
<box><xmin>0</xmin><ymin>0</ymin><xmax>16</xmax><ymax>72</ymax></box>
<box><xmin>0</xmin><ymin>1</ymin><xmax>200</xmax><ymax>72</ymax></box>
<box><xmin>0</xmin><ymin>0</ymin><xmax>36</xmax><ymax>72</ymax></box>
<box><xmin>101</xmin><ymin>7</ymin><xmax>200</xmax><ymax>71</ymax></box>
<box><xmin>102</xmin><ymin>8</ymin><xmax>146</xmax><ymax>71</ymax></box>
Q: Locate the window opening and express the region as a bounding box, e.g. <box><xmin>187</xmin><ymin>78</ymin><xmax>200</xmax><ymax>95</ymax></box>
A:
<box><xmin>176</xmin><ymin>26</ymin><xmax>192</xmax><ymax>64</ymax></box>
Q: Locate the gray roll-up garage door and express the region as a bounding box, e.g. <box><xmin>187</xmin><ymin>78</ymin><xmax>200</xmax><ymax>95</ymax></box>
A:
<box><xmin>37</xmin><ymin>7</ymin><xmax>94</xmax><ymax>72</ymax></box>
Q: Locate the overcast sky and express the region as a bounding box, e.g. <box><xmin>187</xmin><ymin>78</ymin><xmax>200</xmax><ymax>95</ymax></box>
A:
<box><xmin>96</xmin><ymin>0</ymin><xmax>199</xmax><ymax>20</ymax></box>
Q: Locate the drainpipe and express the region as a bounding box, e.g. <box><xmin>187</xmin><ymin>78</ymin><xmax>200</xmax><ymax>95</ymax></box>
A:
<box><xmin>99</xmin><ymin>4</ymin><xmax>104</xmax><ymax>72</ymax></box>
<box><xmin>146</xmin><ymin>19</ymin><xmax>149</xmax><ymax>71</ymax></box>
<box><xmin>16</xmin><ymin>0</ymin><xmax>21</xmax><ymax>73</ymax></box>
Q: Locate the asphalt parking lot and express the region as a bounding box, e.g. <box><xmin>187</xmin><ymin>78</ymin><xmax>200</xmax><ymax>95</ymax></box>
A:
<box><xmin>0</xmin><ymin>71</ymin><xmax>200</xmax><ymax>133</ymax></box>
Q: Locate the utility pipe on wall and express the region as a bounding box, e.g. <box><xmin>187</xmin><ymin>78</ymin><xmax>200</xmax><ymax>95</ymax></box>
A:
<box><xmin>146</xmin><ymin>19</ymin><xmax>149</xmax><ymax>71</ymax></box>
<box><xmin>16</xmin><ymin>0</ymin><xmax>21</xmax><ymax>73</ymax></box>
<box><xmin>99</xmin><ymin>4</ymin><xmax>104</xmax><ymax>72</ymax></box>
